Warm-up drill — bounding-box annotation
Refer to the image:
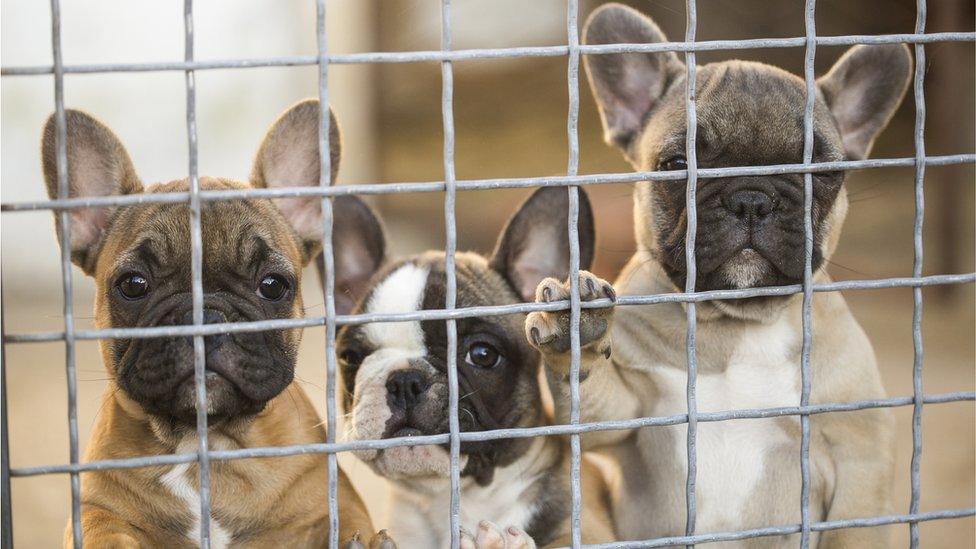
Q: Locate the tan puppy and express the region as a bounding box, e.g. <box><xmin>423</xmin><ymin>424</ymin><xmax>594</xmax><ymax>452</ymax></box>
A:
<box><xmin>42</xmin><ymin>100</ymin><xmax>393</xmax><ymax>548</ymax></box>
<box><xmin>525</xmin><ymin>4</ymin><xmax>911</xmax><ymax>548</ymax></box>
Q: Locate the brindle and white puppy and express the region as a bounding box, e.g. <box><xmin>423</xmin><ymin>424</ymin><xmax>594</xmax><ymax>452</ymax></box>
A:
<box><xmin>526</xmin><ymin>4</ymin><xmax>911</xmax><ymax>548</ymax></box>
<box><xmin>43</xmin><ymin>100</ymin><xmax>394</xmax><ymax>548</ymax></box>
<box><xmin>337</xmin><ymin>188</ymin><xmax>616</xmax><ymax>548</ymax></box>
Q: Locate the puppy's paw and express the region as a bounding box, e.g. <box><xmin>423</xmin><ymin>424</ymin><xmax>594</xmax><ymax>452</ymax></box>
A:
<box><xmin>460</xmin><ymin>521</ymin><xmax>536</xmax><ymax>549</ymax></box>
<box><xmin>525</xmin><ymin>271</ymin><xmax>615</xmax><ymax>377</ymax></box>
<box><xmin>343</xmin><ymin>529</ymin><xmax>397</xmax><ymax>549</ymax></box>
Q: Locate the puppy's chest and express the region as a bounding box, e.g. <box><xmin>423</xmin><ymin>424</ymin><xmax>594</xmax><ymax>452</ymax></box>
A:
<box><xmin>404</xmin><ymin>478</ymin><xmax>538</xmax><ymax>547</ymax></box>
<box><xmin>640</xmin><ymin>321</ymin><xmax>804</xmax><ymax>522</ymax></box>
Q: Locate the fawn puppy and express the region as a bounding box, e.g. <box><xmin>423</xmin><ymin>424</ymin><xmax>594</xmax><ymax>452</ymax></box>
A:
<box><xmin>525</xmin><ymin>4</ymin><xmax>911</xmax><ymax>547</ymax></box>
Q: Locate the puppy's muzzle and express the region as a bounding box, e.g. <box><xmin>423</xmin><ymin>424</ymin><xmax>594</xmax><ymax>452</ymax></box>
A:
<box><xmin>386</xmin><ymin>369</ymin><xmax>430</xmax><ymax>414</ymax></box>
<box><xmin>179</xmin><ymin>308</ymin><xmax>230</xmax><ymax>354</ymax></box>
<box><xmin>721</xmin><ymin>187</ymin><xmax>778</xmax><ymax>220</ymax></box>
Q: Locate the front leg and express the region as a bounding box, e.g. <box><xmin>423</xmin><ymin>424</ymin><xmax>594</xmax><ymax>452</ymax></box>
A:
<box><xmin>525</xmin><ymin>271</ymin><xmax>641</xmax><ymax>450</ymax></box>
<box><xmin>64</xmin><ymin>504</ymin><xmax>145</xmax><ymax>549</ymax></box>
<box><xmin>816</xmin><ymin>408</ymin><xmax>896</xmax><ymax>549</ymax></box>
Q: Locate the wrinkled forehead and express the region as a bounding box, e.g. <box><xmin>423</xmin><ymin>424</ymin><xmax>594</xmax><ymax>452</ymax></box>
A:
<box><xmin>97</xmin><ymin>186</ymin><xmax>302</xmax><ymax>280</ymax></box>
<box><xmin>349</xmin><ymin>252</ymin><xmax>522</xmax><ymax>351</ymax></box>
<box><xmin>644</xmin><ymin>61</ymin><xmax>844</xmax><ymax>165</ymax></box>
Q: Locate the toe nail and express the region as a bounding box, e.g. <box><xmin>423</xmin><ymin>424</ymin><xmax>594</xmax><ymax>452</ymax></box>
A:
<box><xmin>530</xmin><ymin>327</ymin><xmax>540</xmax><ymax>346</ymax></box>
<box><xmin>507</xmin><ymin>526</ymin><xmax>520</xmax><ymax>536</ymax></box>
<box><xmin>542</xmin><ymin>286</ymin><xmax>552</xmax><ymax>302</ymax></box>
<box><xmin>603</xmin><ymin>345</ymin><xmax>612</xmax><ymax>360</ymax></box>
<box><xmin>586</xmin><ymin>278</ymin><xmax>597</xmax><ymax>295</ymax></box>
<box><xmin>605</xmin><ymin>285</ymin><xmax>616</xmax><ymax>301</ymax></box>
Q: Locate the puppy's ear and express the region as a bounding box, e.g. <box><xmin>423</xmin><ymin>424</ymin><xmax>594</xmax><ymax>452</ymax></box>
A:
<box><xmin>583</xmin><ymin>3</ymin><xmax>683</xmax><ymax>152</ymax></box>
<box><xmin>41</xmin><ymin>110</ymin><xmax>144</xmax><ymax>275</ymax></box>
<box><xmin>489</xmin><ymin>187</ymin><xmax>595</xmax><ymax>303</ymax></box>
<box><xmin>251</xmin><ymin>98</ymin><xmax>342</xmax><ymax>258</ymax></box>
<box><xmin>817</xmin><ymin>44</ymin><xmax>912</xmax><ymax>160</ymax></box>
<box><xmin>319</xmin><ymin>195</ymin><xmax>386</xmax><ymax>316</ymax></box>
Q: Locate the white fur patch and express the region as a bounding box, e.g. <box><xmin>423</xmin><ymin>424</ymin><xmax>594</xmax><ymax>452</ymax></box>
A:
<box><xmin>159</xmin><ymin>442</ymin><xmax>232</xmax><ymax>549</ymax></box>
<box><xmin>648</xmin><ymin>319</ymin><xmax>800</xmax><ymax>530</ymax></box>
<box><xmin>721</xmin><ymin>248</ymin><xmax>770</xmax><ymax>289</ymax></box>
<box><xmin>363</xmin><ymin>263</ymin><xmax>429</xmax><ymax>352</ymax></box>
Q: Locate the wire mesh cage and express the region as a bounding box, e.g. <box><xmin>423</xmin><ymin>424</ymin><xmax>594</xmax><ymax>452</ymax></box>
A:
<box><xmin>1</xmin><ymin>0</ymin><xmax>974</xmax><ymax>548</ymax></box>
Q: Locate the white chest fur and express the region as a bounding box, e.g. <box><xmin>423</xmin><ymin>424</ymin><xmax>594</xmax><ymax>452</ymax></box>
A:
<box><xmin>160</xmin><ymin>444</ymin><xmax>232</xmax><ymax>548</ymax></box>
<box><xmin>387</xmin><ymin>443</ymin><xmax>543</xmax><ymax>548</ymax></box>
<box><xmin>640</xmin><ymin>318</ymin><xmax>802</xmax><ymax>531</ymax></box>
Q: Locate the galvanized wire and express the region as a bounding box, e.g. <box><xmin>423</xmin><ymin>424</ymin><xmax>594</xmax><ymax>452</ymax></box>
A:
<box><xmin>313</xmin><ymin>1</ymin><xmax>341</xmax><ymax>547</ymax></box>
<box><xmin>10</xmin><ymin>391</ymin><xmax>971</xmax><ymax>478</ymax></box>
<box><xmin>5</xmin><ymin>154</ymin><xmax>974</xmax><ymax>214</ymax></box>
<box><xmin>2</xmin><ymin>33</ymin><xmax>974</xmax><ymax>77</ymax></box>
<box><xmin>182</xmin><ymin>1</ymin><xmax>214</xmax><ymax>547</ymax></box>
<box><xmin>565</xmin><ymin>0</ymin><xmax>584</xmax><ymax>546</ymax></box>
<box><xmin>48</xmin><ymin>0</ymin><xmax>83</xmax><ymax>545</ymax></box>
<box><xmin>4</xmin><ymin>273</ymin><xmax>974</xmax><ymax>345</ymax></box>
<box><xmin>440</xmin><ymin>1</ymin><xmax>462</xmax><ymax>547</ymax></box>
<box><xmin>682</xmin><ymin>1</ymin><xmax>699</xmax><ymax>545</ymax></box>
<box><xmin>909</xmin><ymin>1</ymin><xmax>928</xmax><ymax>547</ymax></box>
<box><xmin>1</xmin><ymin>2</ymin><xmax>974</xmax><ymax>548</ymax></box>
<box><xmin>799</xmin><ymin>0</ymin><xmax>817</xmax><ymax>546</ymax></box>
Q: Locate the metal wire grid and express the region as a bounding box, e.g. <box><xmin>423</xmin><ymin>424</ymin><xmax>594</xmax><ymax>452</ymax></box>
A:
<box><xmin>0</xmin><ymin>1</ymin><xmax>974</xmax><ymax>548</ymax></box>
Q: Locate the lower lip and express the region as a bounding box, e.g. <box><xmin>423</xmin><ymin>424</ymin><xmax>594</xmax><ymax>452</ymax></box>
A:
<box><xmin>392</xmin><ymin>427</ymin><xmax>423</xmax><ymax>438</ymax></box>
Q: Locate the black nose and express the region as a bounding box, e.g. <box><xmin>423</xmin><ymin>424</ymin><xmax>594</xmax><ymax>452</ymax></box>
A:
<box><xmin>386</xmin><ymin>370</ymin><xmax>429</xmax><ymax>411</ymax></box>
<box><xmin>723</xmin><ymin>189</ymin><xmax>776</xmax><ymax>219</ymax></box>
<box><xmin>181</xmin><ymin>309</ymin><xmax>229</xmax><ymax>353</ymax></box>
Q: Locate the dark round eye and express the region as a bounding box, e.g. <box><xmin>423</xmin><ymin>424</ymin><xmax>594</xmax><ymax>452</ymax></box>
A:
<box><xmin>659</xmin><ymin>155</ymin><xmax>688</xmax><ymax>172</ymax></box>
<box><xmin>116</xmin><ymin>273</ymin><xmax>149</xmax><ymax>300</ymax></box>
<box><xmin>465</xmin><ymin>342</ymin><xmax>501</xmax><ymax>369</ymax></box>
<box><xmin>339</xmin><ymin>349</ymin><xmax>362</xmax><ymax>366</ymax></box>
<box><xmin>257</xmin><ymin>274</ymin><xmax>290</xmax><ymax>301</ymax></box>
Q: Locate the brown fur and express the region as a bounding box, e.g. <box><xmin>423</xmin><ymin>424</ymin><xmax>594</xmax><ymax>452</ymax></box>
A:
<box><xmin>42</xmin><ymin>104</ymin><xmax>383</xmax><ymax>547</ymax></box>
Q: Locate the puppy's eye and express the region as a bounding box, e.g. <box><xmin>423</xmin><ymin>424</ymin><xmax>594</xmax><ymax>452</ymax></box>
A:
<box><xmin>659</xmin><ymin>155</ymin><xmax>688</xmax><ymax>171</ymax></box>
<box><xmin>339</xmin><ymin>349</ymin><xmax>362</xmax><ymax>366</ymax></box>
<box><xmin>257</xmin><ymin>274</ymin><xmax>290</xmax><ymax>301</ymax></box>
<box><xmin>116</xmin><ymin>273</ymin><xmax>150</xmax><ymax>300</ymax></box>
<box><xmin>465</xmin><ymin>342</ymin><xmax>501</xmax><ymax>369</ymax></box>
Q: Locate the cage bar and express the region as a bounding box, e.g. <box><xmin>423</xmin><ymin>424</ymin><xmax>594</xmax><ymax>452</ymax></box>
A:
<box><xmin>799</xmin><ymin>0</ymin><xmax>817</xmax><ymax>546</ymax></box>
<box><xmin>681</xmin><ymin>1</ymin><xmax>700</xmax><ymax>545</ymax></box>
<box><xmin>909</xmin><ymin>0</ymin><xmax>928</xmax><ymax>547</ymax></box>
<box><xmin>2</xmin><ymin>32</ymin><xmax>974</xmax><ymax>77</ymax></box>
<box><xmin>0</xmin><ymin>1</ymin><xmax>973</xmax><ymax>547</ymax></box>
<box><xmin>439</xmin><ymin>1</ymin><xmax>463</xmax><ymax>547</ymax></box>
<box><xmin>47</xmin><ymin>0</ymin><xmax>83</xmax><ymax>545</ymax></box>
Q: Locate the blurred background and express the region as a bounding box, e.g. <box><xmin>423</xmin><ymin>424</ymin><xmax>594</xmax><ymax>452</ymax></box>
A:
<box><xmin>2</xmin><ymin>0</ymin><xmax>973</xmax><ymax>546</ymax></box>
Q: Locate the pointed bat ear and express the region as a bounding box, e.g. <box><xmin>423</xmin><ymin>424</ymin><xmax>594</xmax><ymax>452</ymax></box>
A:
<box><xmin>489</xmin><ymin>187</ymin><xmax>595</xmax><ymax>303</ymax></box>
<box><xmin>817</xmin><ymin>44</ymin><xmax>912</xmax><ymax>160</ymax></box>
<box><xmin>583</xmin><ymin>3</ymin><xmax>684</xmax><ymax>152</ymax></box>
<box><xmin>250</xmin><ymin>99</ymin><xmax>342</xmax><ymax>258</ymax></box>
<box><xmin>318</xmin><ymin>195</ymin><xmax>387</xmax><ymax>316</ymax></box>
<box><xmin>41</xmin><ymin>109</ymin><xmax>144</xmax><ymax>275</ymax></box>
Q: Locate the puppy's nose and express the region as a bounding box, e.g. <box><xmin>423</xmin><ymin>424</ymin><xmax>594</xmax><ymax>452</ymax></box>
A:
<box><xmin>723</xmin><ymin>189</ymin><xmax>776</xmax><ymax>219</ymax></box>
<box><xmin>386</xmin><ymin>370</ymin><xmax>429</xmax><ymax>410</ymax></box>
<box><xmin>181</xmin><ymin>309</ymin><xmax>229</xmax><ymax>353</ymax></box>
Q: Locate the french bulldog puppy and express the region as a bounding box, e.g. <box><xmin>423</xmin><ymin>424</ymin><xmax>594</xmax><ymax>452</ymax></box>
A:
<box><xmin>336</xmin><ymin>187</ymin><xmax>616</xmax><ymax>548</ymax></box>
<box><xmin>525</xmin><ymin>4</ymin><xmax>911</xmax><ymax>548</ymax></box>
<box><xmin>43</xmin><ymin>99</ymin><xmax>394</xmax><ymax>548</ymax></box>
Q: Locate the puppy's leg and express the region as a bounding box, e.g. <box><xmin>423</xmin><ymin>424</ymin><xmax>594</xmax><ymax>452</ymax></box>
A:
<box><xmin>526</xmin><ymin>271</ymin><xmax>615</xmax><ymax>378</ymax></box>
<box><xmin>817</xmin><ymin>409</ymin><xmax>896</xmax><ymax>549</ymax></box>
<box><xmin>64</xmin><ymin>505</ymin><xmax>143</xmax><ymax>549</ymax></box>
<box><xmin>526</xmin><ymin>272</ymin><xmax>641</xmax><ymax>449</ymax></box>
